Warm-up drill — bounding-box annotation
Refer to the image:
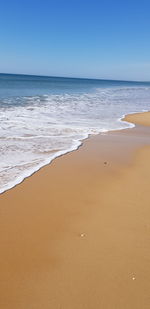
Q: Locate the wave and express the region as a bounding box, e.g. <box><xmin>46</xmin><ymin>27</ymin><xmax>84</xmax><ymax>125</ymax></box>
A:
<box><xmin>0</xmin><ymin>86</ymin><xmax>150</xmax><ymax>194</ymax></box>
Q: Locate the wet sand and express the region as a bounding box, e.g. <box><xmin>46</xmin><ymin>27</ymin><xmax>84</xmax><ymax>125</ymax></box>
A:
<box><xmin>0</xmin><ymin>112</ymin><xmax>150</xmax><ymax>309</ymax></box>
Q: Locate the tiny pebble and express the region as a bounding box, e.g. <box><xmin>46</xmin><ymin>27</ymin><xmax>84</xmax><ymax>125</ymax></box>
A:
<box><xmin>132</xmin><ymin>277</ymin><xmax>136</xmax><ymax>281</ymax></box>
<box><xmin>80</xmin><ymin>233</ymin><xmax>85</xmax><ymax>237</ymax></box>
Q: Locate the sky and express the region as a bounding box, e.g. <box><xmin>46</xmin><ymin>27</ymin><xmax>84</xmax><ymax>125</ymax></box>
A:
<box><xmin>0</xmin><ymin>0</ymin><xmax>150</xmax><ymax>81</ymax></box>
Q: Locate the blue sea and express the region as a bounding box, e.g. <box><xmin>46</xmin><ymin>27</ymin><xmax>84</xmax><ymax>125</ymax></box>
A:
<box><xmin>0</xmin><ymin>73</ymin><xmax>150</xmax><ymax>194</ymax></box>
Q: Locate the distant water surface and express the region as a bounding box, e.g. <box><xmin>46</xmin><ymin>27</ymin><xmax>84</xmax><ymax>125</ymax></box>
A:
<box><xmin>0</xmin><ymin>73</ymin><xmax>150</xmax><ymax>194</ymax></box>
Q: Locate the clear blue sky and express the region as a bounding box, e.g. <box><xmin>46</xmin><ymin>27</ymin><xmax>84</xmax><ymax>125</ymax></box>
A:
<box><xmin>0</xmin><ymin>0</ymin><xmax>150</xmax><ymax>81</ymax></box>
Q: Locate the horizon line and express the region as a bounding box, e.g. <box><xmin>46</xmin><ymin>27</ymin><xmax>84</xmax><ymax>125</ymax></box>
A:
<box><xmin>0</xmin><ymin>72</ymin><xmax>150</xmax><ymax>84</ymax></box>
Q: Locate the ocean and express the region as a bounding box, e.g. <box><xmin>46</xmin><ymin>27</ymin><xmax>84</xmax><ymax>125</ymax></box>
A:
<box><xmin>0</xmin><ymin>73</ymin><xmax>150</xmax><ymax>194</ymax></box>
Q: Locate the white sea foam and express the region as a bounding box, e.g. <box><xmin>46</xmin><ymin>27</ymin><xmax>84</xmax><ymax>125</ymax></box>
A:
<box><xmin>0</xmin><ymin>86</ymin><xmax>150</xmax><ymax>194</ymax></box>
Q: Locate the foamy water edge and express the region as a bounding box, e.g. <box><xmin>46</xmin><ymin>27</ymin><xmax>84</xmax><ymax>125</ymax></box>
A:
<box><xmin>1</xmin><ymin>110</ymin><xmax>144</xmax><ymax>196</ymax></box>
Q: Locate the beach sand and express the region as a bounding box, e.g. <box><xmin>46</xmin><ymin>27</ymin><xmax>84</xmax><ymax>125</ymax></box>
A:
<box><xmin>0</xmin><ymin>112</ymin><xmax>150</xmax><ymax>309</ymax></box>
<box><xmin>124</xmin><ymin>111</ymin><xmax>150</xmax><ymax>126</ymax></box>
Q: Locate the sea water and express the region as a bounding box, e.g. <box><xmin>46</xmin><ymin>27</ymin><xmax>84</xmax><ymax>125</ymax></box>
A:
<box><xmin>0</xmin><ymin>73</ymin><xmax>150</xmax><ymax>194</ymax></box>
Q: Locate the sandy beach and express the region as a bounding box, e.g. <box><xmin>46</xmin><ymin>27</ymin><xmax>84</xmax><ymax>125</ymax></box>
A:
<box><xmin>0</xmin><ymin>111</ymin><xmax>150</xmax><ymax>309</ymax></box>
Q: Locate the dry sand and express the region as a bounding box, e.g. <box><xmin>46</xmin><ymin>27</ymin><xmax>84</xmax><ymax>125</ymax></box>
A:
<box><xmin>124</xmin><ymin>111</ymin><xmax>150</xmax><ymax>126</ymax></box>
<box><xmin>0</xmin><ymin>112</ymin><xmax>150</xmax><ymax>309</ymax></box>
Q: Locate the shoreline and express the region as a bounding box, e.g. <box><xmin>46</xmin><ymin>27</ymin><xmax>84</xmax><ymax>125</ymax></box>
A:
<box><xmin>124</xmin><ymin>110</ymin><xmax>150</xmax><ymax>126</ymax></box>
<box><xmin>1</xmin><ymin>111</ymin><xmax>150</xmax><ymax>308</ymax></box>
<box><xmin>0</xmin><ymin>110</ymin><xmax>147</xmax><ymax>196</ymax></box>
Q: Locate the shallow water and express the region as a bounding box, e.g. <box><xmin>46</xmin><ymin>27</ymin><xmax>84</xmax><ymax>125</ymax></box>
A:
<box><xmin>0</xmin><ymin>73</ymin><xmax>150</xmax><ymax>193</ymax></box>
